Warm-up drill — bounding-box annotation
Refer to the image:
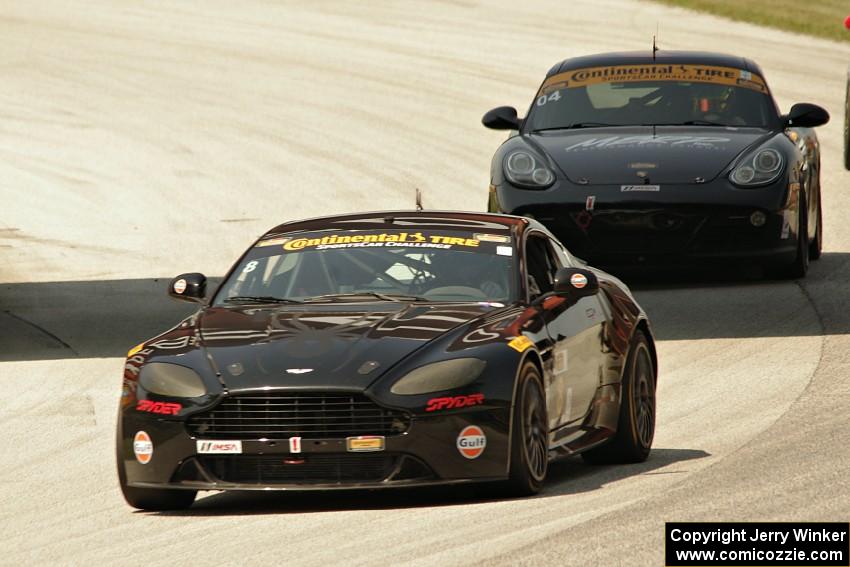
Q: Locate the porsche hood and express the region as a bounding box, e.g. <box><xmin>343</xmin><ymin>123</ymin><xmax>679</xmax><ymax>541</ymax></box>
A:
<box><xmin>531</xmin><ymin>126</ymin><xmax>771</xmax><ymax>185</ymax></box>
<box><xmin>197</xmin><ymin>303</ymin><xmax>495</xmax><ymax>391</ymax></box>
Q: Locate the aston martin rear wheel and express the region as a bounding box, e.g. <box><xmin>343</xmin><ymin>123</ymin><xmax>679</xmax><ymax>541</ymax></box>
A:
<box><xmin>504</xmin><ymin>362</ymin><xmax>548</xmax><ymax>496</ymax></box>
<box><xmin>582</xmin><ymin>330</ymin><xmax>655</xmax><ymax>465</ymax></box>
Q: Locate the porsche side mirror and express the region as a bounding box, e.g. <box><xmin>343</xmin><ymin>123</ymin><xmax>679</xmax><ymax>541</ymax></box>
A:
<box><xmin>482</xmin><ymin>106</ymin><xmax>521</xmax><ymax>130</ymax></box>
<box><xmin>783</xmin><ymin>103</ymin><xmax>830</xmax><ymax>128</ymax></box>
<box><xmin>553</xmin><ymin>267</ymin><xmax>599</xmax><ymax>299</ymax></box>
<box><xmin>168</xmin><ymin>273</ymin><xmax>207</xmax><ymax>303</ymax></box>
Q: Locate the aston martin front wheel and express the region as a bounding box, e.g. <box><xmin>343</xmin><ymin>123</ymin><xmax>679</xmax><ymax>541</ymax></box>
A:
<box><xmin>582</xmin><ymin>330</ymin><xmax>655</xmax><ymax>465</ymax></box>
<box><xmin>504</xmin><ymin>362</ymin><xmax>548</xmax><ymax>496</ymax></box>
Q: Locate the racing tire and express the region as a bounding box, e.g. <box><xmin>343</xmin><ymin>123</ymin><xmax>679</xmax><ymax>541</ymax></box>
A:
<box><xmin>769</xmin><ymin>194</ymin><xmax>809</xmax><ymax>280</ymax></box>
<box><xmin>809</xmin><ymin>190</ymin><xmax>822</xmax><ymax>260</ymax></box>
<box><xmin>116</xmin><ymin>433</ymin><xmax>196</xmax><ymax>511</ymax></box>
<box><xmin>581</xmin><ymin>330</ymin><xmax>655</xmax><ymax>465</ymax></box>
<box><xmin>844</xmin><ymin>69</ymin><xmax>850</xmax><ymax>171</ymax></box>
<box><xmin>504</xmin><ymin>362</ymin><xmax>548</xmax><ymax>496</ymax></box>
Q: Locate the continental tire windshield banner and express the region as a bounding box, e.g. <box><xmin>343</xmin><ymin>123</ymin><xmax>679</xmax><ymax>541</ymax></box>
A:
<box><xmin>255</xmin><ymin>230</ymin><xmax>513</xmax><ymax>254</ymax></box>
<box><xmin>540</xmin><ymin>64</ymin><xmax>768</xmax><ymax>94</ymax></box>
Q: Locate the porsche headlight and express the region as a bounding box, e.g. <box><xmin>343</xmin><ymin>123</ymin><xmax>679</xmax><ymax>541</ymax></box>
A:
<box><xmin>139</xmin><ymin>362</ymin><xmax>207</xmax><ymax>398</ymax></box>
<box><xmin>729</xmin><ymin>147</ymin><xmax>783</xmax><ymax>187</ymax></box>
<box><xmin>390</xmin><ymin>358</ymin><xmax>486</xmax><ymax>395</ymax></box>
<box><xmin>504</xmin><ymin>150</ymin><xmax>555</xmax><ymax>188</ymax></box>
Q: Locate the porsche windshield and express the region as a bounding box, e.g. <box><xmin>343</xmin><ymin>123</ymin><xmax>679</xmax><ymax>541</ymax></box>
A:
<box><xmin>215</xmin><ymin>229</ymin><xmax>516</xmax><ymax>304</ymax></box>
<box><xmin>526</xmin><ymin>63</ymin><xmax>778</xmax><ymax>130</ymax></box>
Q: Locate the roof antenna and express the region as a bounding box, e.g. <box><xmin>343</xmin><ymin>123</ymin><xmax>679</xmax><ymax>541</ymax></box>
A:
<box><xmin>415</xmin><ymin>187</ymin><xmax>423</xmax><ymax>211</ymax></box>
<box><xmin>652</xmin><ymin>23</ymin><xmax>660</xmax><ymax>61</ymax></box>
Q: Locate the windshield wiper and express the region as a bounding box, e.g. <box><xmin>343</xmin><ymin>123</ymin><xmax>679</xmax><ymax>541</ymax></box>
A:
<box><xmin>223</xmin><ymin>295</ymin><xmax>303</xmax><ymax>305</ymax></box>
<box><xmin>532</xmin><ymin>122</ymin><xmax>617</xmax><ymax>132</ymax></box>
<box><xmin>304</xmin><ymin>292</ymin><xmax>428</xmax><ymax>303</ymax></box>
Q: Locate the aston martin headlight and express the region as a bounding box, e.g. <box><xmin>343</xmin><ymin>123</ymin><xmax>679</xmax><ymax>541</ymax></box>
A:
<box><xmin>390</xmin><ymin>358</ymin><xmax>487</xmax><ymax>395</ymax></box>
<box><xmin>730</xmin><ymin>147</ymin><xmax>783</xmax><ymax>187</ymax></box>
<box><xmin>504</xmin><ymin>150</ymin><xmax>555</xmax><ymax>189</ymax></box>
<box><xmin>139</xmin><ymin>362</ymin><xmax>207</xmax><ymax>398</ymax></box>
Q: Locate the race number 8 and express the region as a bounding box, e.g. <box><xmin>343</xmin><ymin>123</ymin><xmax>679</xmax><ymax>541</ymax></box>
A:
<box><xmin>537</xmin><ymin>91</ymin><xmax>562</xmax><ymax>106</ymax></box>
<box><xmin>243</xmin><ymin>261</ymin><xmax>259</xmax><ymax>273</ymax></box>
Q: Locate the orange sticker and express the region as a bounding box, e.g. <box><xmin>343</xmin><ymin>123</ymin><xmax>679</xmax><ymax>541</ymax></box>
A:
<box><xmin>133</xmin><ymin>431</ymin><xmax>153</xmax><ymax>464</ymax></box>
<box><xmin>457</xmin><ymin>425</ymin><xmax>486</xmax><ymax>459</ymax></box>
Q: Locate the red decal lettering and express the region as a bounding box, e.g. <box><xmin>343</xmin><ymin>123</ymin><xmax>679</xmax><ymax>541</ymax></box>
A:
<box><xmin>136</xmin><ymin>399</ymin><xmax>182</xmax><ymax>415</ymax></box>
<box><xmin>425</xmin><ymin>394</ymin><xmax>484</xmax><ymax>412</ymax></box>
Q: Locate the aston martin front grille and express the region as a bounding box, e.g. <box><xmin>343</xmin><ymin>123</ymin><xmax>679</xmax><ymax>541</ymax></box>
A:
<box><xmin>187</xmin><ymin>392</ymin><xmax>411</xmax><ymax>440</ymax></box>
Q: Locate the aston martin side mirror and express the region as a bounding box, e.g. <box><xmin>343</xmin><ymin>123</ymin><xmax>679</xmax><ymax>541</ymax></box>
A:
<box><xmin>168</xmin><ymin>273</ymin><xmax>207</xmax><ymax>303</ymax></box>
<box><xmin>482</xmin><ymin>106</ymin><xmax>521</xmax><ymax>130</ymax></box>
<box><xmin>783</xmin><ymin>103</ymin><xmax>830</xmax><ymax>128</ymax></box>
<box><xmin>553</xmin><ymin>267</ymin><xmax>599</xmax><ymax>299</ymax></box>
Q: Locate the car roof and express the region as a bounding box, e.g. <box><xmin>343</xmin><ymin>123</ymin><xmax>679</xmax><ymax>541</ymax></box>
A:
<box><xmin>547</xmin><ymin>50</ymin><xmax>765</xmax><ymax>78</ymax></box>
<box><xmin>261</xmin><ymin>210</ymin><xmax>551</xmax><ymax>240</ymax></box>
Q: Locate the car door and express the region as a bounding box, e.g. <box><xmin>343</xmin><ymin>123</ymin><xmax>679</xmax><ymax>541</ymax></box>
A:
<box><xmin>525</xmin><ymin>233</ymin><xmax>605</xmax><ymax>430</ymax></box>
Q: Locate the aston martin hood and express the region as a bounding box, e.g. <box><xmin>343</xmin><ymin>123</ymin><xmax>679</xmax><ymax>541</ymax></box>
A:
<box><xmin>531</xmin><ymin>126</ymin><xmax>771</xmax><ymax>185</ymax></box>
<box><xmin>198</xmin><ymin>303</ymin><xmax>493</xmax><ymax>391</ymax></box>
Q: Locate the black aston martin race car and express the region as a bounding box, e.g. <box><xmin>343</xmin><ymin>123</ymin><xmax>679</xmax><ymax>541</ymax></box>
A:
<box><xmin>483</xmin><ymin>50</ymin><xmax>829</xmax><ymax>278</ymax></box>
<box><xmin>117</xmin><ymin>211</ymin><xmax>657</xmax><ymax>510</ymax></box>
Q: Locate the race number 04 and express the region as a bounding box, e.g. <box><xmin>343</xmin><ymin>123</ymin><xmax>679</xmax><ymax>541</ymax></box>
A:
<box><xmin>536</xmin><ymin>91</ymin><xmax>561</xmax><ymax>106</ymax></box>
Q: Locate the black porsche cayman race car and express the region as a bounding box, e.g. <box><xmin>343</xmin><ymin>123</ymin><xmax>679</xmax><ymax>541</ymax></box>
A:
<box><xmin>483</xmin><ymin>50</ymin><xmax>829</xmax><ymax>278</ymax></box>
<box><xmin>117</xmin><ymin>211</ymin><xmax>657</xmax><ymax>510</ymax></box>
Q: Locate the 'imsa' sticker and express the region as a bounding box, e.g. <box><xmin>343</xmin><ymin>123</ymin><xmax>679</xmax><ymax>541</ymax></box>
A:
<box><xmin>197</xmin><ymin>440</ymin><xmax>242</xmax><ymax>454</ymax></box>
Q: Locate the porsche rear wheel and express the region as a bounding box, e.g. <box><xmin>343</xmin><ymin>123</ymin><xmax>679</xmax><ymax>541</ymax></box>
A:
<box><xmin>116</xmin><ymin>432</ymin><xmax>196</xmax><ymax>511</ymax></box>
<box><xmin>582</xmin><ymin>330</ymin><xmax>655</xmax><ymax>465</ymax></box>
<box><xmin>504</xmin><ymin>362</ymin><xmax>548</xmax><ymax>495</ymax></box>
<box><xmin>809</xmin><ymin>190</ymin><xmax>822</xmax><ymax>260</ymax></box>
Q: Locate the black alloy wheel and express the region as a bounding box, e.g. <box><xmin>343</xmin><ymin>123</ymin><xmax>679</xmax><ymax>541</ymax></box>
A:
<box><xmin>504</xmin><ymin>362</ymin><xmax>548</xmax><ymax>495</ymax></box>
<box><xmin>582</xmin><ymin>330</ymin><xmax>655</xmax><ymax>464</ymax></box>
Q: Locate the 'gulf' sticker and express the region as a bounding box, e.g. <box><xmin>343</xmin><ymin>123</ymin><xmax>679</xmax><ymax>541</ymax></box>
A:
<box><xmin>570</xmin><ymin>273</ymin><xmax>588</xmax><ymax>289</ymax></box>
<box><xmin>133</xmin><ymin>431</ymin><xmax>153</xmax><ymax>464</ymax></box>
<box><xmin>173</xmin><ymin>279</ymin><xmax>187</xmax><ymax>294</ymax></box>
<box><xmin>457</xmin><ymin>425</ymin><xmax>486</xmax><ymax>459</ymax></box>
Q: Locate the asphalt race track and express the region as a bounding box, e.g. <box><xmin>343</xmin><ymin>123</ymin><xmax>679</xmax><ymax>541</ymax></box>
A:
<box><xmin>1</xmin><ymin>1</ymin><xmax>849</xmax><ymax>565</ymax></box>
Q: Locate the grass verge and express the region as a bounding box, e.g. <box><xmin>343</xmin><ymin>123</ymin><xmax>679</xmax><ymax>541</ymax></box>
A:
<box><xmin>652</xmin><ymin>0</ymin><xmax>850</xmax><ymax>43</ymax></box>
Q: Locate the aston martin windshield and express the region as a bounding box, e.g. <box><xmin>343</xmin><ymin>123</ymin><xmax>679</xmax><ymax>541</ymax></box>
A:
<box><xmin>215</xmin><ymin>229</ymin><xmax>516</xmax><ymax>304</ymax></box>
<box><xmin>526</xmin><ymin>64</ymin><xmax>778</xmax><ymax>130</ymax></box>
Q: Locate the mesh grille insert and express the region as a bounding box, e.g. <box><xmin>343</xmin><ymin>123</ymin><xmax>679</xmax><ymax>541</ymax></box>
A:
<box><xmin>187</xmin><ymin>392</ymin><xmax>411</xmax><ymax>440</ymax></box>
